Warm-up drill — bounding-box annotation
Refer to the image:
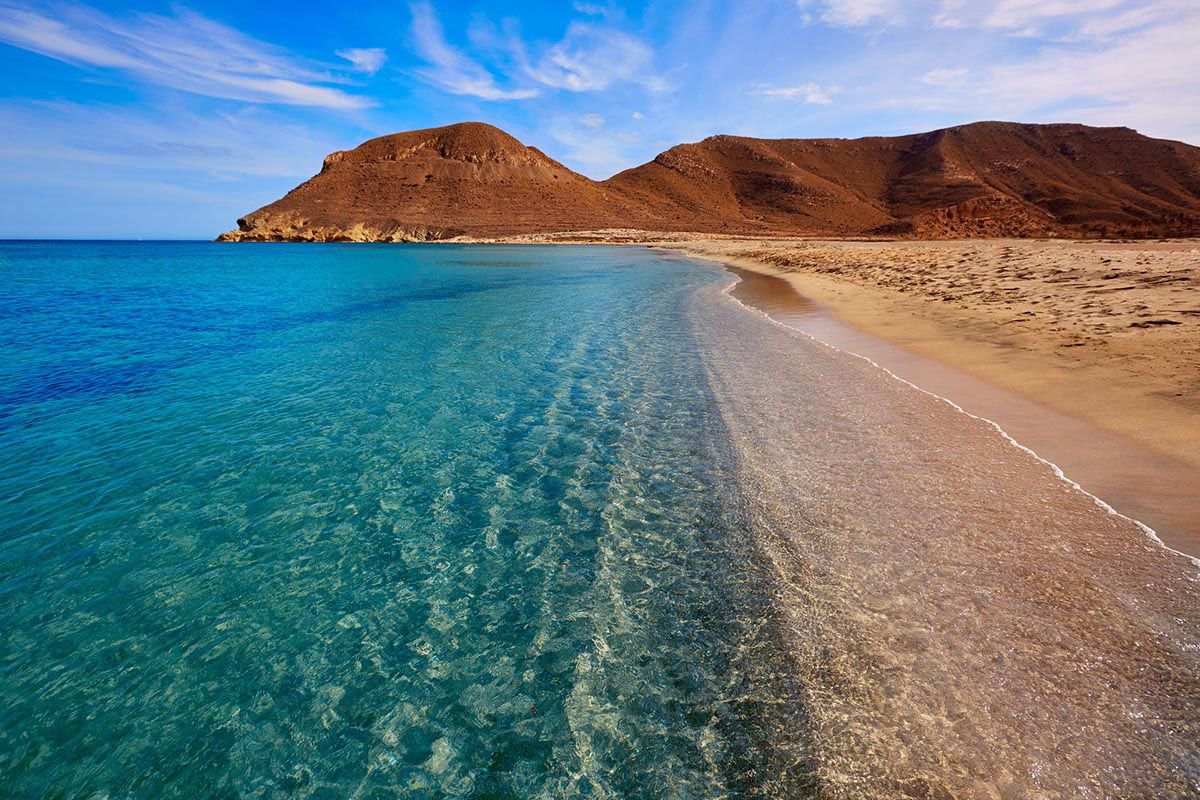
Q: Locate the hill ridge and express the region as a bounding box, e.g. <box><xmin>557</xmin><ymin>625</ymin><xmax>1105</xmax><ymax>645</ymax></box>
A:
<box><xmin>218</xmin><ymin>121</ymin><xmax>1200</xmax><ymax>241</ymax></box>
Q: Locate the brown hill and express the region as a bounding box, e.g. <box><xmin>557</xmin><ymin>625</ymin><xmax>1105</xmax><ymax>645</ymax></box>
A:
<box><xmin>220</xmin><ymin>122</ymin><xmax>642</xmax><ymax>241</ymax></box>
<box><xmin>218</xmin><ymin>121</ymin><xmax>1200</xmax><ymax>241</ymax></box>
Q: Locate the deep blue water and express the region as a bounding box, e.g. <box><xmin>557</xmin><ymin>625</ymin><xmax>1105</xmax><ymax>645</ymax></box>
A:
<box><xmin>0</xmin><ymin>243</ymin><xmax>808</xmax><ymax>798</ymax></box>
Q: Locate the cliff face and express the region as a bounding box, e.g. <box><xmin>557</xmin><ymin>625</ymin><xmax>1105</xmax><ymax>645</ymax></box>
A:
<box><xmin>218</xmin><ymin>121</ymin><xmax>1200</xmax><ymax>241</ymax></box>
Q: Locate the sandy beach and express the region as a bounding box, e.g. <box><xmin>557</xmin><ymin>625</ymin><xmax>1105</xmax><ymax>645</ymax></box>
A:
<box><xmin>502</xmin><ymin>233</ymin><xmax>1200</xmax><ymax>470</ymax></box>
<box><xmin>663</xmin><ymin>237</ymin><xmax>1200</xmax><ymax>469</ymax></box>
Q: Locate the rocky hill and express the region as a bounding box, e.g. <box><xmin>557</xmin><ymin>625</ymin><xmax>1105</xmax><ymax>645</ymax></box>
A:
<box><xmin>218</xmin><ymin>121</ymin><xmax>1200</xmax><ymax>241</ymax></box>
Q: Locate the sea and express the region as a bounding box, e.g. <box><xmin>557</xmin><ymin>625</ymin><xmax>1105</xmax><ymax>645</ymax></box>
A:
<box><xmin>1</xmin><ymin>242</ymin><xmax>1196</xmax><ymax>798</ymax></box>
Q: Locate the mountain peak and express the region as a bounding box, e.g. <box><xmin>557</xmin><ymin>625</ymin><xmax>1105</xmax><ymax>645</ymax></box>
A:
<box><xmin>319</xmin><ymin>122</ymin><xmax>561</xmax><ymax>173</ymax></box>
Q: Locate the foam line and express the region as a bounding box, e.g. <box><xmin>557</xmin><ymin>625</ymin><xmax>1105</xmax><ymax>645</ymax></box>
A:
<box><xmin>702</xmin><ymin>262</ymin><xmax>1200</xmax><ymax>572</ymax></box>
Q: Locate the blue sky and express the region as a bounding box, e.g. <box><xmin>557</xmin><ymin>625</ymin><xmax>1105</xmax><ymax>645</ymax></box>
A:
<box><xmin>1</xmin><ymin>0</ymin><xmax>1197</xmax><ymax>238</ymax></box>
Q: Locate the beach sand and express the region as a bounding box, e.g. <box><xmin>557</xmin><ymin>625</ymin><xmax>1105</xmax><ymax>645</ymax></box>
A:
<box><xmin>661</xmin><ymin>237</ymin><xmax>1200</xmax><ymax>470</ymax></box>
<box><xmin>666</xmin><ymin>238</ymin><xmax>1200</xmax><ymax>554</ymax></box>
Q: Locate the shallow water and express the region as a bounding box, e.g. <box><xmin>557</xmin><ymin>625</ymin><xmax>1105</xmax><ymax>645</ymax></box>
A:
<box><xmin>0</xmin><ymin>243</ymin><xmax>810</xmax><ymax>797</ymax></box>
<box><xmin>0</xmin><ymin>242</ymin><xmax>1197</xmax><ymax>798</ymax></box>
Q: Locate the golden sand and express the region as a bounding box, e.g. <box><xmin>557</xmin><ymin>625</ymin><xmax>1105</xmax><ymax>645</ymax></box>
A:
<box><xmin>661</xmin><ymin>237</ymin><xmax>1200</xmax><ymax>472</ymax></box>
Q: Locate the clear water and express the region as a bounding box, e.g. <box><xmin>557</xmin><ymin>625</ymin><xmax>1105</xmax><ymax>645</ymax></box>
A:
<box><xmin>0</xmin><ymin>243</ymin><xmax>807</xmax><ymax>798</ymax></box>
<box><xmin>5</xmin><ymin>242</ymin><xmax>1197</xmax><ymax>799</ymax></box>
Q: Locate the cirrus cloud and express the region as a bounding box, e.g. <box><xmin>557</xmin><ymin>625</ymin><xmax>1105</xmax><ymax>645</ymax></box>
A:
<box><xmin>336</xmin><ymin>47</ymin><xmax>387</xmax><ymax>76</ymax></box>
<box><xmin>408</xmin><ymin>1</ymin><xmax>537</xmax><ymax>100</ymax></box>
<box><xmin>796</xmin><ymin>0</ymin><xmax>906</xmax><ymax>27</ymax></box>
<box><xmin>756</xmin><ymin>82</ymin><xmax>837</xmax><ymax>104</ymax></box>
<box><xmin>522</xmin><ymin>23</ymin><xmax>659</xmax><ymax>92</ymax></box>
<box><xmin>0</xmin><ymin>2</ymin><xmax>377</xmax><ymax>109</ymax></box>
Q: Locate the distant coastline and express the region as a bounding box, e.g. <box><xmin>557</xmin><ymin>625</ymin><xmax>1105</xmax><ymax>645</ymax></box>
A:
<box><xmin>209</xmin><ymin>117</ymin><xmax>1200</xmax><ymax>545</ymax></box>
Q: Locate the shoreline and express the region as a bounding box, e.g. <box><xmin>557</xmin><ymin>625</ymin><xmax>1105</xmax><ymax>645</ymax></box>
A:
<box><xmin>657</xmin><ymin>238</ymin><xmax>1200</xmax><ymax>557</ymax></box>
<box><xmin>684</xmin><ymin>268</ymin><xmax>1200</xmax><ymax>796</ymax></box>
<box><xmin>711</xmin><ymin>264</ymin><xmax>1200</xmax><ymax>566</ymax></box>
<box><xmin>653</xmin><ymin>237</ymin><xmax>1199</xmax><ymax>471</ymax></box>
<box><xmin>217</xmin><ymin>233</ymin><xmax>1200</xmax><ymax>554</ymax></box>
<box><xmin>450</xmin><ymin>231</ymin><xmax>1200</xmax><ymax>555</ymax></box>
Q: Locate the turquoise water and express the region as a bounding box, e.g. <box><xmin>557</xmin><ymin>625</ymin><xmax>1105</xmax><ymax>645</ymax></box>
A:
<box><xmin>0</xmin><ymin>243</ymin><xmax>809</xmax><ymax>797</ymax></box>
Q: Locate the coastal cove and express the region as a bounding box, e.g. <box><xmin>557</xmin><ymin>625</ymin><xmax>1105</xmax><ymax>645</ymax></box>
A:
<box><xmin>0</xmin><ymin>242</ymin><xmax>1196</xmax><ymax>797</ymax></box>
<box><xmin>6</xmin><ymin>0</ymin><xmax>1200</xmax><ymax>793</ymax></box>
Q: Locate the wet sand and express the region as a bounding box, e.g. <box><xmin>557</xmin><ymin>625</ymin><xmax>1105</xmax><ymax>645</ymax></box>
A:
<box><xmin>687</xmin><ymin>272</ymin><xmax>1200</xmax><ymax>797</ymax></box>
<box><xmin>723</xmin><ymin>264</ymin><xmax>1200</xmax><ymax>558</ymax></box>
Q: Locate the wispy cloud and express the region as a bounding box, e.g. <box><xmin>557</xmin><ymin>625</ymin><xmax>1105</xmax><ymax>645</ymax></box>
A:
<box><xmin>921</xmin><ymin>67</ymin><xmax>968</xmax><ymax>86</ymax></box>
<box><xmin>336</xmin><ymin>47</ymin><xmax>387</xmax><ymax>76</ymax></box>
<box><xmin>0</xmin><ymin>2</ymin><xmax>376</xmax><ymax>109</ymax></box>
<box><xmin>933</xmin><ymin>0</ymin><xmax>1176</xmax><ymax>36</ymax></box>
<box><xmin>802</xmin><ymin>0</ymin><xmax>1156</xmax><ymax>35</ymax></box>
<box><xmin>1067</xmin><ymin>2</ymin><xmax>1185</xmax><ymax>40</ymax></box>
<box><xmin>521</xmin><ymin>22</ymin><xmax>661</xmax><ymax>92</ymax></box>
<box><xmin>944</xmin><ymin>0</ymin><xmax>1121</xmax><ymax>33</ymax></box>
<box><xmin>0</xmin><ymin>99</ymin><xmax>348</xmax><ymax>178</ymax></box>
<box><xmin>409</xmin><ymin>1</ymin><xmax>537</xmax><ymax>100</ymax></box>
<box><xmin>858</xmin><ymin>2</ymin><xmax>1200</xmax><ymax>142</ymax></box>
<box><xmin>797</xmin><ymin>0</ymin><xmax>906</xmax><ymax>27</ymax></box>
<box><xmin>0</xmin><ymin>98</ymin><xmax>359</xmax><ymax>237</ymax></box>
<box><xmin>978</xmin><ymin>5</ymin><xmax>1200</xmax><ymax>139</ymax></box>
<box><xmin>757</xmin><ymin>83</ymin><xmax>836</xmax><ymax>104</ymax></box>
<box><xmin>409</xmin><ymin>4</ymin><xmax>664</xmax><ymax>99</ymax></box>
<box><xmin>572</xmin><ymin>2</ymin><xmax>612</xmax><ymax>16</ymax></box>
<box><xmin>580</xmin><ymin>113</ymin><xmax>605</xmax><ymax>127</ymax></box>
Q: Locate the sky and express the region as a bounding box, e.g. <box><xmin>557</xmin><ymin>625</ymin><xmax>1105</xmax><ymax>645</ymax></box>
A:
<box><xmin>0</xmin><ymin>0</ymin><xmax>1197</xmax><ymax>238</ymax></box>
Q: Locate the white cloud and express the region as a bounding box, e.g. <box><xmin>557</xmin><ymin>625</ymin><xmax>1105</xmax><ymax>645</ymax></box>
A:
<box><xmin>803</xmin><ymin>0</ymin><xmax>1172</xmax><ymax>37</ymax></box>
<box><xmin>336</xmin><ymin>47</ymin><xmax>387</xmax><ymax>76</ymax></box>
<box><xmin>797</xmin><ymin>0</ymin><xmax>906</xmax><ymax>27</ymax></box>
<box><xmin>0</xmin><ymin>2</ymin><xmax>374</xmax><ymax>109</ymax></box>
<box><xmin>982</xmin><ymin>0</ymin><xmax>1122</xmax><ymax>31</ymax></box>
<box><xmin>0</xmin><ymin>98</ymin><xmax>359</xmax><ymax>237</ymax></box>
<box><xmin>580</xmin><ymin>113</ymin><xmax>605</xmax><ymax>127</ymax></box>
<box><xmin>757</xmin><ymin>83</ymin><xmax>836</xmax><ymax>104</ymax></box>
<box><xmin>921</xmin><ymin>66</ymin><xmax>968</xmax><ymax>86</ymax></box>
<box><xmin>410</xmin><ymin>7</ymin><xmax>663</xmax><ymax>98</ymax></box>
<box><xmin>409</xmin><ymin>1</ymin><xmax>537</xmax><ymax>100</ymax></box>
<box><xmin>572</xmin><ymin>2</ymin><xmax>610</xmax><ymax>15</ymax></box>
<box><xmin>934</xmin><ymin>0</ymin><xmax>1155</xmax><ymax>36</ymax></box>
<box><xmin>632</xmin><ymin>111</ymin><xmax>644</xmax><ymax>120</ymax></box>
<box><xmin>979</xmin><ymin>7</ymin><xmax>1200</xmax><ymax>139</ymax></box>
<box><xmin>0</xmin><ymin>99</ymin><xmax>346</xmax><ymax>179</ymax></box>
<box><xmin>521</xmin><ymin>23</ymin><xmax>659</xmax><ymax>92</ymax></box>
<box><xmin>1068</xmin><ymin>3</ymin><xmax>1181</xmax><ymax>39</ymax></box>
<box><xmin>864</xmin><ymin>4</ymin><xmax>1200</xmax><ymax>143</ymax></box>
